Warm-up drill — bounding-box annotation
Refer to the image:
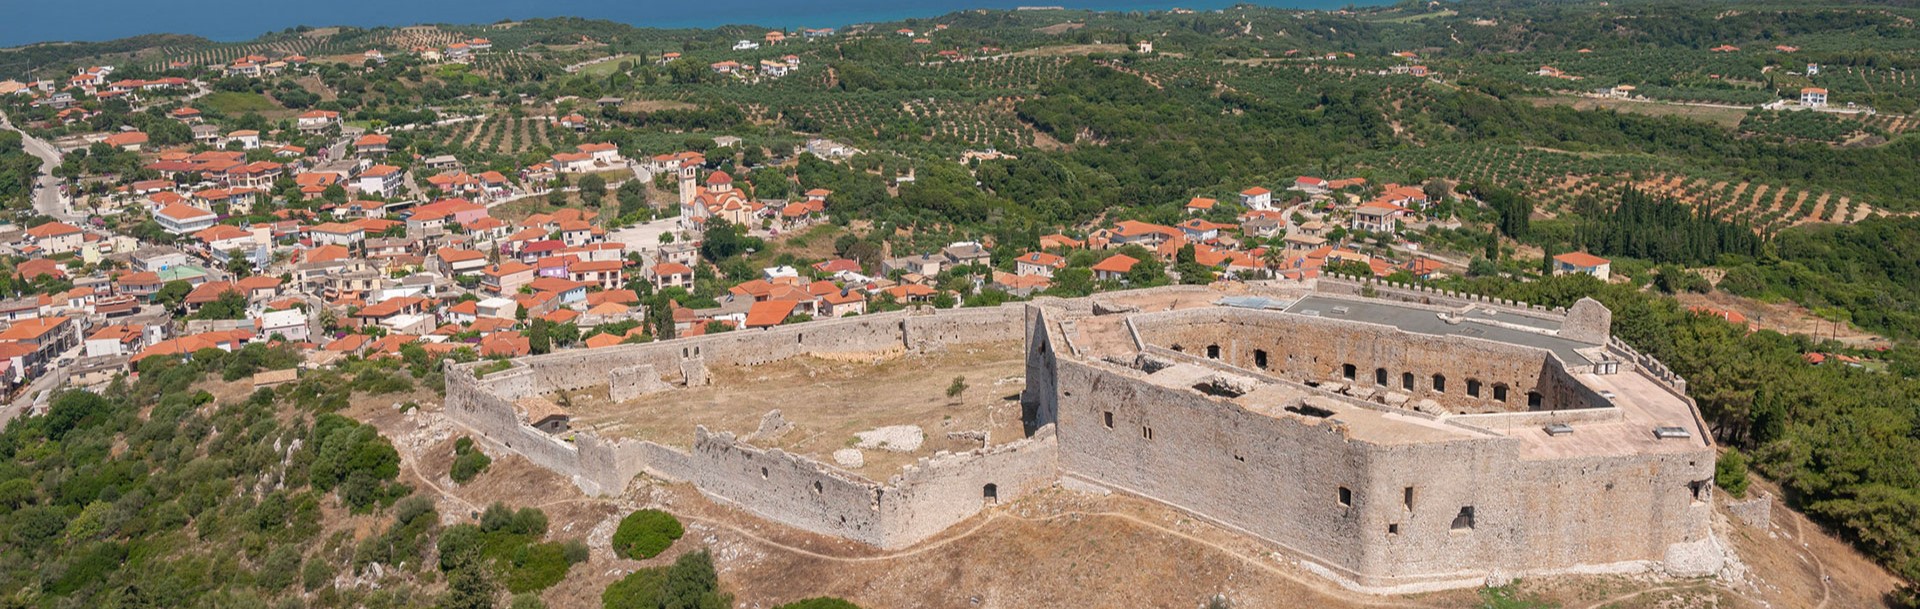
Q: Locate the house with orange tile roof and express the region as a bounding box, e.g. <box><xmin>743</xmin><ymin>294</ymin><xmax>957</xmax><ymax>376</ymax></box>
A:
<box><xmin>1039</xmin><ymin>233</ymin><xmax>1084</xmax><ymax>250</ymax></box>
<box><xmin>236</xmin><ymin>275</ymin><xmax>282</xmax><ymax>300</ymax></box>
<box><xmin>1239</xmin><ymin>186</ymin><xmax>1273</xmax><ymax>210</ymax></box>
<box><xmin>1800</xmin><ymin>87</ymin><xmax>1828</xmax><ymax>107</ymax></box>
<box><xmin>1015</xmin><ymin>252</ymin><xmax>1067</xmax><ymax>278</ymax></box>
<box><xmin>308</xmin><ymin>222</ymin><xmax>366</xmax><ymax>247</ymax></box>
<box><xmin>297</xmin><ymin>109</ymin><xmax>340</xmax><ymax>131</ymax></box>
<box><xmin>1103</xmin><ymin>220</ymin><xmax>1180</xmax><ymax>248</ymax></box>
<box><xmin>354</xmin><ymin>133</ymin><xmax>391</xmax><ymax>156</ymax></box>
<box><xmin>15</xmin><ymin>259</ymin><xmax>66</xmax><ymax>282</ymax></box>
<box><xmin>356</xmin><ymin>164</ymin><xmax>404</xmax><ymax>198</ymax></box>
<box><xmin>528</xmin><ymin>277</ymin><xmax>587</xmax><ymax>304</ymax></box>
<box><xmin>435</xmin><ymin>247</ymin><xmax>488</xmax><ymax>276</ymax></box>
<box><xmin>182</xmin><ymin>282</ymin><xmax>242</xmax><ymax>313</ymax></box>
<box><xmin>878</xmin><ymin>284</ymin><xmax>936</xmax><ymax>304</ymax></box>
<box><xmin>0</xmin><ymin>315</ymin><xmax>78</xmax><ymax>375</ymax></box>
<box><xmin>154</xmin><ymin>203</ymin><xmax>218</xmax><ymax>234</ymax></box>
<box><xmin>1091</xmin><ymin>254</ymin><xmax>1141</xmax><ymax>282</ymax></box>
<box><xmin>1551</xmin><ymin>252</ymin><xmax>1612</xmax><ymax>281</ymax></box>
<box><xmin>744</xmin><ymin>299</ymin><xmax>799</xmax><ymax>329</ymax></box>
<box><xmin>131</xmin><ymin>330</ymin><xmax>252</xmax><ymax>364</ymax></box>
<box><xmin>353</xmin><ymin>296</ymin><xmax>428</xmax><ymax>329</ymax></box>
<box><xmin>647</xmin><ymin>262</ymin><xmax>695</xmax><ymax>291</ymax></box>
<box><xmin>193</xmin><ymin>224</ymin><xmax>257</xmax><ymax>252</ymax></box>
<box><xmin>567</xmin><ymin>259</ymin><xmax>624</xmax><ymax>290</ymax></box>
<box><xmin>482</xmin><ymin>261</ymin><xmax>536</xmax><ymax>296</ymax></box>
<box><xmin>84</xmin><ymin>323</ymin><xmax>146</xmax><ymax>358</ymax></box>
<box><xmin>24</xmin><ymin>221</ymin><xmax>84</xmax><ymax>254</ymax></box>
<box><xmin>1351</xmin><ymin>200</ymin><xmax>1410</xmax><ymax>234</ymax></box>
<box><xmin>102</xmin><ymin>131</ymin><xmax>149</xmax><ymax>151</ymax></box>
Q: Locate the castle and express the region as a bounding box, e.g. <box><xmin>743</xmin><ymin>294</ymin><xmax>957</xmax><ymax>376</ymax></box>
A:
<box><xmin>443</xmin><ymin>278</ymin><xmax>1721</xmax><ymax>592</ymax></box>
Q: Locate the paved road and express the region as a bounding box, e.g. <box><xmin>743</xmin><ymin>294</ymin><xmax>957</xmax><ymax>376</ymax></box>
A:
<box><xmin>1</xmin><ymin>109</ymin><xmax>77</xmax><ymax>221</ymax></box>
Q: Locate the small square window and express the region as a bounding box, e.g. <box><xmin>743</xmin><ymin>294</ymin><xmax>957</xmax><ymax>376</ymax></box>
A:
<box><xmin>1338</xmin><ymin>486</ymin><xmax>1352</xmax><ymax>507</ymax></box>
<box><xmin>1388</xmin><ymin>523</ymin><xmax>1400</xmax><ymax>535</ymax></box>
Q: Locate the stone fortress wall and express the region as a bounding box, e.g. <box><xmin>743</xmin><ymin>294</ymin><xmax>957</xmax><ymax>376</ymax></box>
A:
<box><xmin>444</xmin><ymin>305</ymin><xmax>1059</xmax><ymax>549</ymax></box>
<box><xmin>445</xmin><ymin>280</ymin><xmax>1720</xmax><ymax>592</ymax></box>
<box><xmin>1126</xmin><ymin>305</ymin><xmax>1602</xmax><ymax>414</ymax></box>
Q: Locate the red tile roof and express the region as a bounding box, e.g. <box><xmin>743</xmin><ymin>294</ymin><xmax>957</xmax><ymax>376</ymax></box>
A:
<box><xmin>744</xmin><ymin>300</ymin><xmax>799</xmax><ymax>328</ymax></box>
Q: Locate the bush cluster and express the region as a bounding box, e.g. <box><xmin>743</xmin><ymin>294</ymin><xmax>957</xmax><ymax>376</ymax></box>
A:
<box><xmin>450</xmin><ymin>436</ymin><xmax>492</xmax><ymax>484</ymax></box>
<box><xmin>611</xmin><ymin>509</ymin><xmax>684</xmax><ymax>560</ymax></box>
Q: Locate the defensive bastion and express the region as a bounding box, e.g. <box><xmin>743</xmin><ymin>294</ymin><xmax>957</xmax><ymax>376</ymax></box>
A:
<box><xmin>443</xmin><ymin>278</ymin><xmax>1720</xmax><ymax>592</ymax></box>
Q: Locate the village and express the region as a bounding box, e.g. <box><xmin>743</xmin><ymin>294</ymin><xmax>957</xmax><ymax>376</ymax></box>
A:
<box><xmin>0</xmin><ymin>42</ymin><xmax>1649</xmax><ymax>417</ymax></box>
<box><xmin>15</xmin><ymin>17</ymin><xmax>1859</xmax><ymax>428</ymax></box>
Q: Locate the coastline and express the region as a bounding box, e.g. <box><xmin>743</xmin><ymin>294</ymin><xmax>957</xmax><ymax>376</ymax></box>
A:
<box><xmin>7</xmin><ymin>0</ymin><xmax>1380</xmax><ymax>48</ymax></box>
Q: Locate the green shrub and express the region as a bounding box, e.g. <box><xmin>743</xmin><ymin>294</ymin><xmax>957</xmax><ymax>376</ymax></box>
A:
<box><xmin>602</xmin><ymin>550</ymin><xmax>729</xmax><ymax>609</ymax></box>
<box><xmin>1716</xmin><ymin>447</ymin><xmax>1750</xmax><ymax>499</ymax></box>
<box><xmin>302</xmin><ymin>558</ymin><xmax>333</xmax><ymax>591</ymax></box>
<box><xmin>563</xmin><ymin>539</ymin><xmax>590</xmax><ymax>564</ymax></box>
<box><xmin>451</xmin><ymin>450</ymin><xmax>492</xmax><ymax>484</ymax></box>
<box><xmin>510</xmin><ymin>593</ymin><xmax>547</xmax><ymax>609</ymax></box>
<box><xmin>602</xmin><ymin>567</ymin><xmax>667</xmax><ymax>608</ymax></box>
<box><xmin>499</xmin><ymin>542</ymin><xmax>573</xmax><ymax>593</ymax></box>
<box><xmin>611</xmin><ymin>509</ymin><xmax>684</xmax><ymax>560</ymax></box>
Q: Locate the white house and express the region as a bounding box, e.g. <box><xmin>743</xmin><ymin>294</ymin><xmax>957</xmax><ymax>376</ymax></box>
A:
<box><xmin>1801</xmin><ymin>87</ymin><xmax>1828</xmax><ymax>107</ymax></box>
<box><xmin>154</xmin><ymin>203</ymin><xmax>218</xmax><ymax>235</ymax></box>
<box><xmin>253</xmin><ymin>308</ymin><xmax>310</xmax><ymax>342</ymax></box>
<box><xmin>309</xmin><ymin>222</ymin><xmax>367</xmax><ymax>247</ymax></box>
<box><xmin>24</xmin><ymin>222</ymin><xmax>85</xmax><ymax>255</ymax></box>
<box><xmin>297</xmin><ymin>110</ymin><xmax>340</xmax><ymax>131</ymax></box>
<box><xmin>1552</xmin><ymin>252</ymin><xmax>1612</xmax><ymax>281</ymax></box>
<box><xmin>356</xmin><ymin>165</ymin><xmax>405</xmax><ymax>198</ymax></box>
<box><xmin>1240</xmin><ymin>186</ymin><xmax>1273</xmax><ymax>210</ymax></box>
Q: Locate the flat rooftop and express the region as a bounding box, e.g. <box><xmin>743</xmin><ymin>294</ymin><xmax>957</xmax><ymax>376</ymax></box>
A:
<box><xmin>1463</xmin><ymin>368</ymin><xmax>1712</xmax><ymax>458</ymax></box>
<box><xmin>1284</xmin><ymin>295</ymin><xmax>1599</xmax><ymax>365</ymax></box>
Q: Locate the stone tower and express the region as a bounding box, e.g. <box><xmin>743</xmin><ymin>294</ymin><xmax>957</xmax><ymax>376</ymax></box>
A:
<box><xmin>677</xmin><ymin>163</ymin><xmax>698</xmax><ymax>207</ymax></box>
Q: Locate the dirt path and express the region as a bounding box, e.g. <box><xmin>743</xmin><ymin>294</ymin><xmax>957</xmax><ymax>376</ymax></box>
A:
<box><xmin>1796</xmin><ymin>516</ymin><xmax>1834</xmax><ymax>609</ymax></box>
<box><xmin>1575</xmin><ymin>583</ymin><xmax>1696</xmax><ymax>609</ymax></box>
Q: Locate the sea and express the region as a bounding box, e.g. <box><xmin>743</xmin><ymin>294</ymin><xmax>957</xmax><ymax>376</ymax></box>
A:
<box><xmin>7</xmin><ymin>0</ymin><xmax>1374</xmax><ymax>48</ymax></box>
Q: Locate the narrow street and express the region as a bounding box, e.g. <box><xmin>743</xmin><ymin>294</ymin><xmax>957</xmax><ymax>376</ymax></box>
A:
<box><xmin>1</xmin><ymin>108</ymin><xmax>77</xmax><ymax>221</ymax></box>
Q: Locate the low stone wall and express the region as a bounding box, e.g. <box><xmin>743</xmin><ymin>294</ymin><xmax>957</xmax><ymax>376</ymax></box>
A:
<box><xmin>682</xmin><ymin>427</ymin><xmax>891</xmax><ymax>545</ymax></box>
<box><xmin>443</xmin><ymin>303</ymin><xmax>1044</xmax><ymax>544</ymax></box>
<box><xmin>485</xmin><ymin>305</ymin><xmax>1026</xmax><ymax>397</ymax></box>
<box><xmin>1727</xmin><ymin>491</ymin><xmax>1773</xmax><ymax>529</ymax></box>
<box><xmin>444</xmin><ymin>363</ymin><xmax>647</xmax><ymax>495</ymax></box>
<box><xmin>876</xmin><ymin>427</ymin><xmax>1059</xmax><ymax>546</ymax></box>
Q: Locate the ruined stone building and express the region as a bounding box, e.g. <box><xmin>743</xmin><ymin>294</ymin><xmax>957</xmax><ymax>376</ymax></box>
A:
<box><xmin>444</xmin><ymin>278</ymin><xmax>1719</xmax><ymax>592</ymax></box>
